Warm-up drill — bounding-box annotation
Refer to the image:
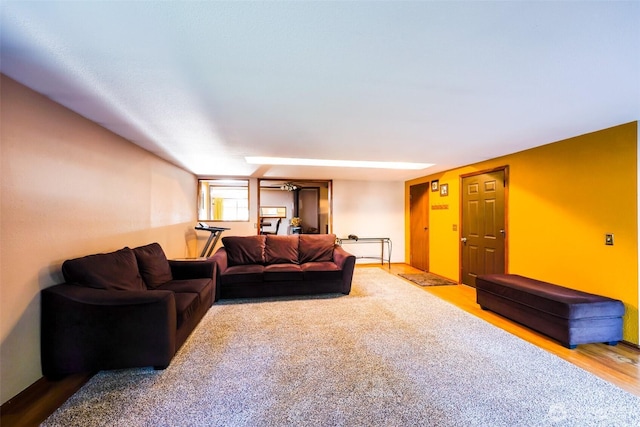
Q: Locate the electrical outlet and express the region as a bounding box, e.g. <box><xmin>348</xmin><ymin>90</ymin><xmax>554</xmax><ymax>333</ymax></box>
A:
<box><xmin>605</xmin><ymin>233</ymin><xmax>614</xmax><ymax>246</ymax></box>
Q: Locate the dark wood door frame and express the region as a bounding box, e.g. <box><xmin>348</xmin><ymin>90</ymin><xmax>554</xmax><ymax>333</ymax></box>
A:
<box><xmin>459</xmin><ymin>166</ymin><xmax>509</xmax><ymax>284</ymax></box>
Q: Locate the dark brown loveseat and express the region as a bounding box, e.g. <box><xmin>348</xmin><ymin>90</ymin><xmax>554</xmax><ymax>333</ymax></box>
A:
<box><xmin>41</xmin><ymin>243</ymin><xmax>215</xmax><ymax>378</ymax></box>
<box><xmin>211</xmin><ymin>234</ymin><xmax>356</xmax><ymax>299</ymax></box>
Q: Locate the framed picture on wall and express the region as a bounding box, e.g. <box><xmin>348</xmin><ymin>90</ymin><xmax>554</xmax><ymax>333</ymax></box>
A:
<box><xmin>440</xmin><ymin>183</ymin><xmax>449</xmax><ymax>197</ymax></box>
<box><xmin>431</xmin><ymin>180</ymin><xmax>439</xmax><ymax>192</ymax></box>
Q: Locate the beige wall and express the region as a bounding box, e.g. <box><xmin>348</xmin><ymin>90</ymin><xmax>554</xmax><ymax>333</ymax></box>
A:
<box><xmin>0</xmin><ymin>75</ymin><xmax>198</xmax><ymax>404</ymax></box>
<box><xmin>333</xmin><ymin>180</ymin><xmax>405</xmax><ymax>264</ymax></box>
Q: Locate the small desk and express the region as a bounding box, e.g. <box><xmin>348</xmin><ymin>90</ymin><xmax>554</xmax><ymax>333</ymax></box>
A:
<box><xmin>336</xmin><ymin>237</ymin><xmax>392</xmax><ymax>269</ymax></box>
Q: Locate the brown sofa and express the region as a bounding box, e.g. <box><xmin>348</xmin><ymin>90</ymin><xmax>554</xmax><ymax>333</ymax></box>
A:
<box><xmin>211</xmin><ymin>234</ymin><xmax>356</xmax><ymax>299</ymax></box>
<box><xmin>41</xmin><ymin>243</ymin><xmax>215</xmax><ymax>378</ymax></box>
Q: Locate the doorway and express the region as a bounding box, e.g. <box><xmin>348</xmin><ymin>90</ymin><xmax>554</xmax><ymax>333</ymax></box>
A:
<box><xmin>258</xmin><ymin>180</ymin><xmax>332</xmax><ymax>235</ymax></box>
<box><xmin>299</xmin><ymin>188</ymin><xmax>320</xmax><ymax>233</ymax></box>
<box><xmin>410</xmin><ymin>182</ymin><xmax>430</xmax><ymax>271</ymax></box>
<box><xmin>460</xmin><ymin>168</ymin><xmax>507</xmax><ymax>287</ymax></box>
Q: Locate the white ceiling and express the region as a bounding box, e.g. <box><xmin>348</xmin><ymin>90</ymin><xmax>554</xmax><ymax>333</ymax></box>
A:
<box><xmin>1</xmin><ymin>1</ymin><xmax>638</xmax><ymax>181</ymax></box>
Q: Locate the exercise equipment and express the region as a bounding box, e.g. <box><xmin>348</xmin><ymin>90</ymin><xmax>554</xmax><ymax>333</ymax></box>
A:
<box><xmin>195</xmin><ymin>223</ymin><xmax>230</xmax><ymax>257</ymax></box>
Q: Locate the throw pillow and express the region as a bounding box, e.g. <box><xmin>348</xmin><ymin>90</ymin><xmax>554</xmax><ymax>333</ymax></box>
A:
<box><xmin>133</xmin><ymin>242</ymin><xmax>173</xmax><ymax>288</ymax></box>
<box><xmin>61</xmin><ymin>247</ymin><xmax>145</xmax><ymax>291</ymax></box>
<box><xmin>222</xmin><ymin>235</ymin><xmax>266</xmax><ymax>266</ymax></box>
<box><xmin>265</xmin><ymin>235</ymin><xmax>299</xmax><ymax>264</ymax></box>
<box><xmin>299</xmin><ymin>234</ymin><xmax>336</xmax><ymax>263</ymax></box>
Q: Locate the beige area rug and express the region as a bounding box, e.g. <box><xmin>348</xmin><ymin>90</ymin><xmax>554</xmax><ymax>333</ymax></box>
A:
<box><xmin>398</xmin><ymin>272</ymin><xmax>457</xmax><ymax>286</ymax></box>
<box><xmin>43</xmin><ymin>268</ymin><xmax>640</xmax><ymax>426</ymax></box>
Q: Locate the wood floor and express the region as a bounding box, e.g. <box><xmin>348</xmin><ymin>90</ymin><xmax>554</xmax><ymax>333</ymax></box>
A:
<box><xmin>2</xmin><ymin>264</ymin><xmax>638</xmax><ymax>427</ymax></box>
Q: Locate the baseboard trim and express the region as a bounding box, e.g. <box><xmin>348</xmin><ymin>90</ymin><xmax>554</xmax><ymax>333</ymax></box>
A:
<box><xmin>621</xmin><ymin>340</ymin><xmax>640</xmax><ymax>350</ymax></box>
<box><xmin>0</xmin><ymin>373</ymin><xmax>93</xmax><ymax>427</ymax></box>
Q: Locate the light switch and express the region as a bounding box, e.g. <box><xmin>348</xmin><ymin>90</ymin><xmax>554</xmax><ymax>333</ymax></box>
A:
<box><xmin>605</xmin><ymin>234</ymin><xmax>614</xmax><ymax>246</ymax></box>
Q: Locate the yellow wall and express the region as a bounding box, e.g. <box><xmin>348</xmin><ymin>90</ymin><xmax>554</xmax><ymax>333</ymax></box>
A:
<box><xmin>0</xmin><ymin>75</ymin><xmax>198</xmax><ymax>404</ymax></box>
<box><xmin>406</xmin><ymin>122</ymin><xmax>639</xmax><ymax>345</ymax></box>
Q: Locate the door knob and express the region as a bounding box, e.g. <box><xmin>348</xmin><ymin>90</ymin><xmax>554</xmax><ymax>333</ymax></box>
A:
<box><xmin>461</xmin><ymin>237</ymin><xmax>467</xmax><ymax>243</ymax></box>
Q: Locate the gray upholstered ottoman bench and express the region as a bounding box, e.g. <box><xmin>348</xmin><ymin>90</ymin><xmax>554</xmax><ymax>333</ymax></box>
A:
<box><xmin>476</xmin><ymin>274</ymin><xmax>625</xmax><ymax>349</ymax></box>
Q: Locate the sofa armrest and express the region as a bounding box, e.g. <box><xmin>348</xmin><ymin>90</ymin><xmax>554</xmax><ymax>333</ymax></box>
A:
<box><xmin>169</xmin><ymin>259</ymin><xmax>215</xmax><ymax>280</ymax></box>
<box><xmin>332</xmin><ymin>245</ymin><xmax>353</xmax><ymax>269</ymax></box>
<box><xmin>209</xmin><ymin>248</ymin><xmax>228</xmax><ymax>301</ymax></box>
<box><xmin>210</xmin><ymin>247</ymin><xmax>228</xmax><ymax>271</ymax></box>
<box><xmin>41</xmin><ymin>284</ymin><xmax>177</xmax><ymax>378</ymax></box>
<box><xmin>333</xmin><ymin>245</ymin><xmax>356</xmax><ymax>294</ymax></box>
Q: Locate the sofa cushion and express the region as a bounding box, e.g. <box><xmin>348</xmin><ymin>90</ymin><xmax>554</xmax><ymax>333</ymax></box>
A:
<box><xmin>133</xmin><ymin>243</ymin><xmax>173</xmax><ymax>288</ymax></box>
<box><xmin>265</xmin><ymin>235</ymin><xmax>299</xmax><ymax>265</ymax></box>
<box><xmin>222</xmin><ymin>235</ymin><xmax>266</xmax><ymax>266</ymax></box>
<box><xmin>264</xmin><ymin>264</ymin><xmax>303</xmax><ymax>281</ymax></box>
<box><xmin>299</xmin><ymin>234</ymin><xmax>336</xmax><ymax>263</ymax></box>
<box><xmin>476</xmin><ymin>274</ymin><xmax>626</xmax><ymax>320</ymax></box>
<box><xmin>220</xmin><ymin>264</ymin><xmax>265</xmax><ymax>285</ymax></box>
<box><xmin>157</xmin><ymin>278</ymin><xmax>213</xmax><ymax>306</ymax></box>
<box><xmin>301</xmin><ymin>261</ymin><xmax>342</xmax><ymax>281</ymax></box>
<box><xmin>173</xmin><ymin>292</ymin><xmax>200</xmax><ymax>329</ymax></box>
<box><xmin>62</xmin><ymin>247</ymin><xmax>145</xmax><ymax>291</ymax></box>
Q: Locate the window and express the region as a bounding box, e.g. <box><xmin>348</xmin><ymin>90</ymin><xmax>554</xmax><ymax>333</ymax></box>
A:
<box><xmin>198</xmin><ymin>179</ymin><xmax>249</xmax><ymax>221</ymax></box>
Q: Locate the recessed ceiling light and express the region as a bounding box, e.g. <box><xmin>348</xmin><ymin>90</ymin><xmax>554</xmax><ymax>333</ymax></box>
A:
<box><xmin>245</xmin><ymin>156</ymin><xmax>433</xmax><ymax>170</ymax></box>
